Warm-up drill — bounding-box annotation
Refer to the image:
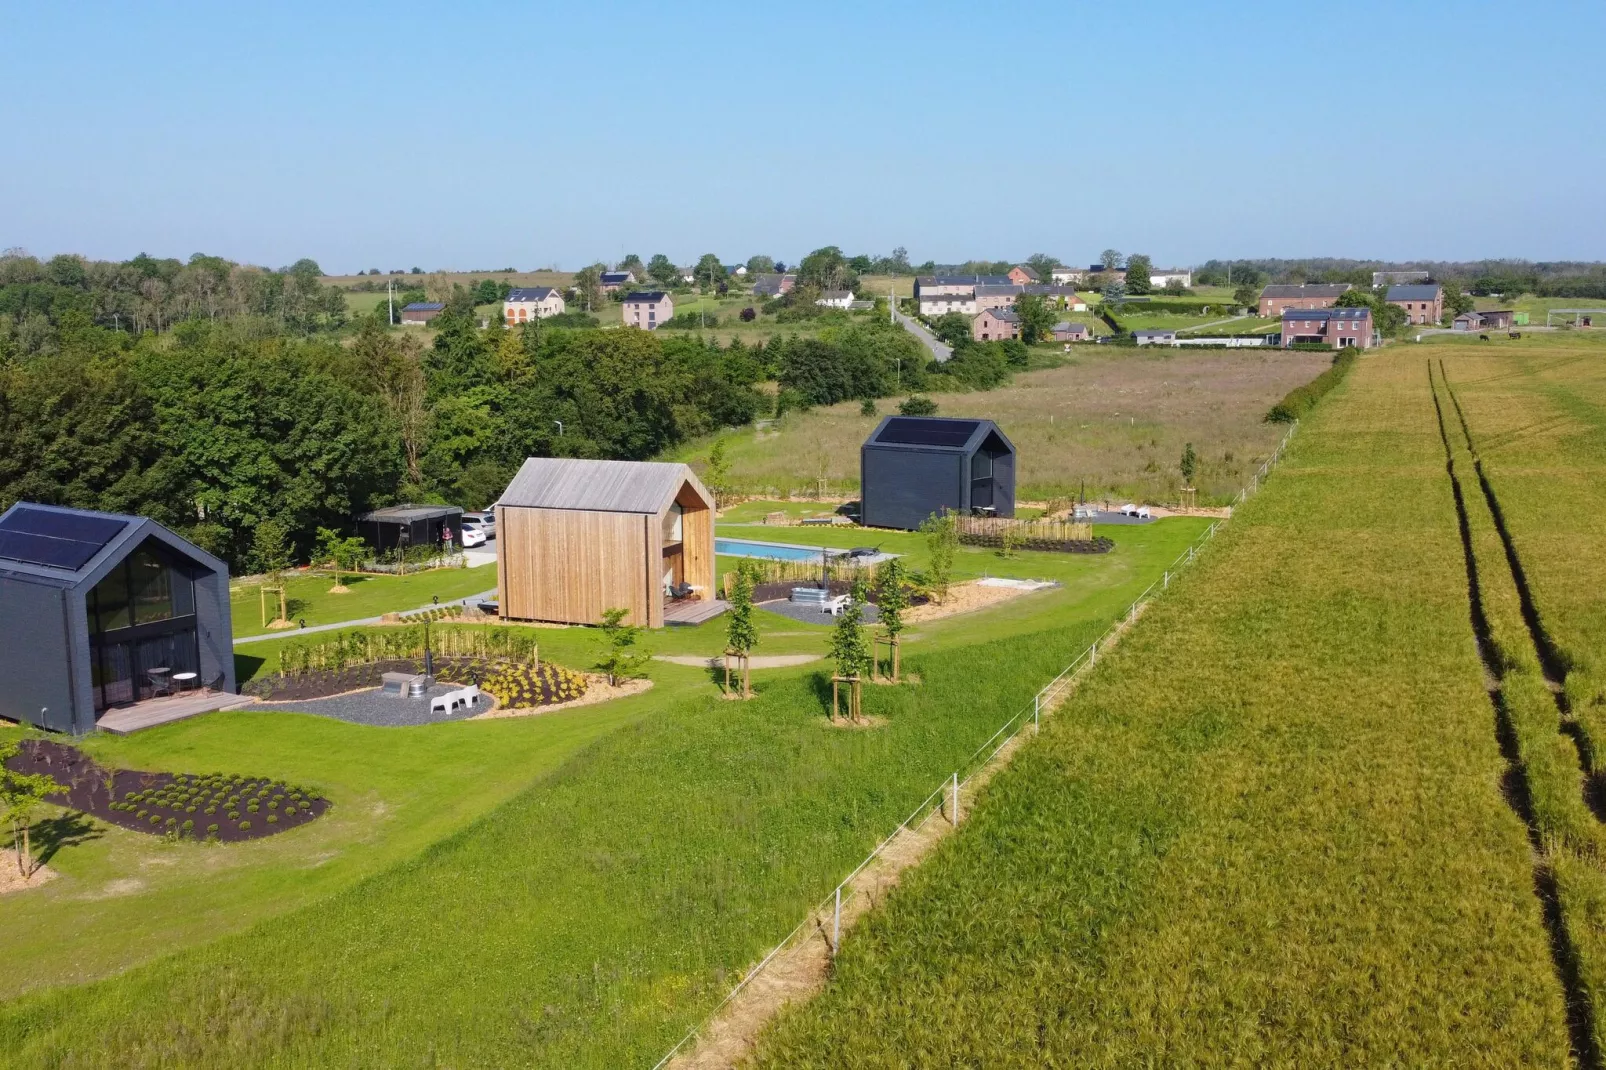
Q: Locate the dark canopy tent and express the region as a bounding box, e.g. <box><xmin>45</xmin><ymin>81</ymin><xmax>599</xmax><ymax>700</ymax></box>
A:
<box><xmin>859</xmin><ymin>416</ymin><xmax>1016</xmax><ymax>530</ymax></box>
<box><xmin>356</xmin><ymin>504</ymin><xmax>464</xmax><ymax>554</ymax></box>
<box><xmin>0</xmin><ymin>503</ymin><xmax>235</xmax><ymax>734</ymax></box>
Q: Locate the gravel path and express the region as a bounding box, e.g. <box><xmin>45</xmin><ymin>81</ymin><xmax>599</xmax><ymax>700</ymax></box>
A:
<box><xmin>256</xmin><ymin>683</ymin><xmax>498</xmax><ymax>727</ymax></box>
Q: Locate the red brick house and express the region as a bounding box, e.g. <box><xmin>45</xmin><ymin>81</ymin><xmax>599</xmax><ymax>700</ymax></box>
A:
<box><xmin>1259</xmin><ymin>283</ymin><xmax>1353</xmax><ymax>317</ymax></box>
<box><xmin>1386</xmin><ymin>284</ymin><xmax>1443</xmax><ymax>325</ymax></box>
<box><xmin>1007</xmin><ymin>265</ymin><xmax>1039</xmax><ymax>285</ymax></box>
<box><xmin>972</xmin><ymin>308</ymin><xmax>1021</xmax><ymax>341</ymax></box>
<box><xmin>1281</xmin><ymin>306</ymin><xmax>1374</xmax><ymax>349</ymax></box>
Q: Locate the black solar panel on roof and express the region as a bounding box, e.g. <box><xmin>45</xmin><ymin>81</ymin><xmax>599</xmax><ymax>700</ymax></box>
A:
<box><xmin>0</xmin><ymin>506</ymin><xmax>127</xmax><ymax>571</ymax></box>
<box><xmin>875</xmin><ymin>418</ymin><xmax>981</xmax><ymax>448</ymax></box>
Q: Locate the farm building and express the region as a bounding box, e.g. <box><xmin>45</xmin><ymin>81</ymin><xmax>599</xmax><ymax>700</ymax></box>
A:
<box><xmin>356</xmin><ymin>504</ymin><xmax>464</xmax><ymax>554</ymax></box>
<box><xmin>400</xmin><ymin>301</ymin><xmax>444</xmax><ymax>325</ymax></box>
<box><xmin>495</xmin><ymin>458</ymin><xmax>718</xmax><ymax>628</ymax></box>
<box><xmin>1052</xmin><ymin>321</ymin><xmax>1091</xmax><ymax>342</ymax></box>
<box><xmin>1134</xmin><ymin>329</ymin><xmax>1177</xmax><ymax>346</ymax></box>
<box><xmin>1453</xmin><ymin>309</ymin><xmax>1516</xmax><ymax>331</ymax></box>
<box><xmin>860</xmin><ymin>416</ymin><xmax>1016</xmax><ymax>530</ymax></box>
<box><xmin>1258</xmin><ymin>283</ymin><xmax>1353</xmax><ymax>317</ymax></box>
<box><xmin>0</xmin><ymin>502</ymin><xmax>235</xmax><ymax>735</ymax></box>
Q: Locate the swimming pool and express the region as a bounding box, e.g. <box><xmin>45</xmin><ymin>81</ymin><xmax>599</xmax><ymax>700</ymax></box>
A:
<box><xmin>715</xmin><ymin>538</ymin><xmax>839</xmax><ymax>562</ymax></box>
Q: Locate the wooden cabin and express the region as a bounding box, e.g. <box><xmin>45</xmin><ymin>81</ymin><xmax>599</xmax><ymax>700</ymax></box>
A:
<box><xmin>495</xmin><ymin>458</ymin><xmax>716</xmax><ymax>628</ymax></box>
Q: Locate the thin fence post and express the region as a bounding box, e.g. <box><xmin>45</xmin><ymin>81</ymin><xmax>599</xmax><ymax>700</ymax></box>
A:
<box><xmin>832</xmin><ymin>885</ymin><xmax>841</xmax><ymax>956</ymax></box>
<box><xmin>951</xmin><ymin>772</ymin><xmax>959</xmax><ymax>826</ymax></box>
<box><xmin>1034</xmin><ymin>693</ymin><xmax>1040</xmax><ymax>734</ymax></box>
<box><xmin>1090</xmin><ymin>641</ymin><xmax>1096</xmax><ymax>665</ymax></box>
<box><xmin>1163</xmin><ymin>570</ymin><xmax>1169</xmax><ymax>589</ymax></box>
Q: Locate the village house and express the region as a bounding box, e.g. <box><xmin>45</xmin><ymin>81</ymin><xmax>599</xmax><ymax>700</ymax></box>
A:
<box><xmin>1022</xmin><ymin>284</ymin><xmax>1086</xmax><ymax>309</ymax></box>
<box><xmin>400</xmin><ymin>301</ymin><xmax>444</xmax><ymax>325</ymax></box>
<box><xmin>1050</xmin><ymin>266</ymin><xmax>1085</xmax><ymax>285</ymax></box>
<box><xmin>815</xmin><ymin>289</ymin><xmax>854</xmax><ymax>310</ymax></box>
<box><xmin>914</xmin><ymin>274</ymin><xmax>1011</xmax><ymax>299</ymax></box>
<box><xmin>1089</xmin><ymin>263</ymin><xmax>1127</xmax><ymax>282</ymax></box>
<box><xmin>1149</xmin><ymin>269</ymin><xmax>1192</xmax><ymax>289</ymax></box>
<box><xmin>503</xmin><ymin>286</ymin><xmax>566</xmax><ymax>325</ymax></box>
<box><xmin>622</xmin><ymin>291</ymin><xmax>673</xmax><ymax>330</ymax></box>
<box><xmin>599</xmin><ymin>270</ymin><xmax>635</xmax><ymax>293</ymax></box>
<box><xmin>1258</xmin><ymin>283</ymin><xmax>1353</xmax><ymax>317</ymax></box>
<box><xmin>1051</xmin><ymin>321</ymin><xmax>1091</xmax><ymax>343</ymax></box>
<box><xmin>1387</xmin><ymin>283</ymin><xmax>1444</xmax><ymax>325</ymax></box>
<box><xmin>750</xmin><ymin>273</ymin><xmax>795</xmax><ymax>299</ymax></box>
<box><xmin>1282</xmin><ymin>306</ymin><xmax>1374</xmax><ymax>349</ymax></box>
<box><xmin>1007</xmin><ymin>264</ymin><xmax>1040</xmax><ymax>285</ymax></box>
<box><xmin>974</xmin><ymin>284</ymin><xmax>1021</xmax><ymax>312</ymax></box>
<box><xmin>918</xmin><ymin>291</ymin><xmax>978</xmax><ymax>316</ymax></box>
<box><xmin>972</xmin><ymin>307</ymin><xmax>1021</xmax><ymax>341</ymax></box>
<box><xmin>1133</xmin><ymin>329</ymin><xmax>1177</xmax><ymax>346</ymax></box>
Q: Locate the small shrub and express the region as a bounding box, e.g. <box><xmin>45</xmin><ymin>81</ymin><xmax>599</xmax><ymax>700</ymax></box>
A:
<box><xmin>284</xmin><ymin>806</ymin><xmax>297</xmax><ymax>816</ymax></box>
<box><xmin>239</xmin><ymin>820</ymin><xmax>252</xmax><ymax>831</ymax></box>
<box><xmin>205</xmin><ymin>806</ymin><xmax>216</xmax><ymax>815</ymax></box>
<box><xmin>267</xmin><ymin>815</ymin><xmax>279</xmax><ymax>824</ymax></box>
<box><xmin>136</xmin><ymin>809</ymin><xmax>148</xmax><ymax>819</ymax></box>
<box><xmin>228</xmin><ymin>811</ymin><xmax>241</xmax><ymax>821</ymax></box>
<box><xmin>182</xmin><ymin>820</ymin><xmax>194</xmax><ymax>832</ymax></box>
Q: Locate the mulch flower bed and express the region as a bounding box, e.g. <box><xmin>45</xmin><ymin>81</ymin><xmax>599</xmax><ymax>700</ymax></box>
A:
<box><xmin>752</xmin><ymin>579</ymin><xmax>931</xmax><ymax>607</ymax></box>
<box><xmin>5</xmin><ymin>740</ymin><xmax>330</xmax><ymax>843</ymax></box>
<box><xmin>244</xmin><ymin>659</ymin><xmax>422</xmax><ymax>701</ymax></box>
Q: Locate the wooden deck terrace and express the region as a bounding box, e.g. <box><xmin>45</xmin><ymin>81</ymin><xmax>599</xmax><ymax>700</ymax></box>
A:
<box><xmin>96</xmin><ymin>691</ymin><xmax>259</xmax><ymax>735</ymax></box>
<box><xmin>663</xmin><ymin>598</ymin><xmax>730</xmax><ymax>626</ymax></box>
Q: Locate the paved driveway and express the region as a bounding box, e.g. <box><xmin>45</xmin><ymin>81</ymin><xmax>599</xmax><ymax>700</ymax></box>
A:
<box><xmin>893</xmin><ymin>309</ymin><xmax>952</xmax><ymax>363</ymax></box>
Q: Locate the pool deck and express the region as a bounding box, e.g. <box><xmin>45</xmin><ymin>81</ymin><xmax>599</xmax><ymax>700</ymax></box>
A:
<box><xmin>665</xmin><ymin>598</ymin><xmax>731</xmax><ymax>626</ymax></box>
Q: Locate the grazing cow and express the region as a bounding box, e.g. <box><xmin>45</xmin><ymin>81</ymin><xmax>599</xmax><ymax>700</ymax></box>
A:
<box><xmin>1479</xmin><ymin>333</ymin><xmax>1490</xmax><ymax>341</ymax></box>
<box><xmin>1509</xmin><ymin>332</ymin><xmax>1522</xmax><ymax>340</ymax></box>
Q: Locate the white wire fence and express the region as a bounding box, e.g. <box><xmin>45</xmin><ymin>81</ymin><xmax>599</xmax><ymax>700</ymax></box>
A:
<box><xmin>650</xmin><ymin>421</ymin><xmax>1300</xmax><ymax>1069</ymax></box>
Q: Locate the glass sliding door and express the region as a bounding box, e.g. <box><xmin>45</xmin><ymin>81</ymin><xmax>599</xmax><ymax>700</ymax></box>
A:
<box><xmin>88</xmin><ymin>537</ymin><xmax>201</xmax><ymax>712</ymax></box>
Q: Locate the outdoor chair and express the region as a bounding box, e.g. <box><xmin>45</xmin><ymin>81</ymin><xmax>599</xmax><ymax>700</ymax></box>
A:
<box><xmin>668</xmin><ymin>582</ymin><xmax>695</xmax><ymax>600</ymax></box>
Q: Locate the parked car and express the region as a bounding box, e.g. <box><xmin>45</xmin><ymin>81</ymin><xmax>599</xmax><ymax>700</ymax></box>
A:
<box><xmin>461</xmin><ymin>527</ymin><xmax>487</xmax><ymax>548</ymax></box>
<box><xmin>461</xmin><ymin>511</ymin><xmax>495</xmax><ymax>540</ymax></box>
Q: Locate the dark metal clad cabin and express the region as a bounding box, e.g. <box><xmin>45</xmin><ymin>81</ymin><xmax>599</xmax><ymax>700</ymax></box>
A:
<box><xmin>0</xmin><ymin>503</ymin><xmax>235</xmax><ymax>735</ymax></box>
<box><xmin>859</xmin><ymin>416</ymin><xmax>1016</xmax><ymax>530</ymax></box>
<box><xmin>356</xmin><ymin>504</ymin><xmax>464</xmax><ymax>553</ymax></box>
<box><xmin>494</xmin><ymin>458</ymin><xmax>719</xmax><ymax>628</ymax></box>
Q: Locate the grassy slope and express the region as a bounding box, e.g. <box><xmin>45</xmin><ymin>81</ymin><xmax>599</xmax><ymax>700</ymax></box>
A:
<box><xmin>231</xmin><ymin>564</ymin><xmax>497</xmax><ymax>639</ymax></box>
<box><xmin>1435</xmin><ymin>334</ymin><xmax>1606</xmax><ymax>1055</ymax></box>
<box><xmin>0</xmin><ymin>520</ymin><xmax>1202</xmax><ymax>1066</ymax></box>
<box><xmin>0</xmin><ymin>691</ymin><xmax>657</xmax><ymax>998</ymax></box>
<box><xmin>748</xmin><ymin>350</ymin><xmax>1571</xmax><ymax>1066</ymax></box>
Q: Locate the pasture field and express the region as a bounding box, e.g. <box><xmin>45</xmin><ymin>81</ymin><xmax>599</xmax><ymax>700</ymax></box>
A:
<box><xmin>1431</xmin><ymin>332</ymin><xmax>1606</xmax><ymax>1055</ymax></box>
<box><xmin>748</xmin><ymin>348</ymin><xmax>1575</xmax><ymax>1066</ymax></box>
<box><xmin>673</xmin><ymin>347</ymin><xmax>1331</xmax><ymax>504</ymax></box>
<box><xmin>0</xmin><ymin>510</ymin><xmax>1204</xmax><ymax>1066</ymax></box>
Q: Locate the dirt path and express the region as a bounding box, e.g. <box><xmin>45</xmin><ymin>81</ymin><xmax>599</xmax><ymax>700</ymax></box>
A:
<box><xmin>663</xmin><ymin>603</ymin><xmax>1150</xmax><ymax>1069</ymax></box>
<box><xmin>653</xmin><ymin>655</ymin><xmax>823</xmax><ymax>669</ymax></box>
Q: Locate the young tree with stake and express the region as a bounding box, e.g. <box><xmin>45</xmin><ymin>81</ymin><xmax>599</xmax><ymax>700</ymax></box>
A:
<box><xmin>828</xmin><ymin>576</ymin><xmax>872</xmax><ymax>722</ymax></box>
<box><xmin>596</xmin><ymin>608</ymin><xmax>648</xmax><ymax>686</ymax></box>
<box><xmin>920</xmin><ymin>511</ymin><xmax>958</xmax><ymax>604</ymax></box>
<box><xmin>724</xmin><ymin>564</ymin><xmax>759</xmax><ymax>697</ymax></box>
<box><xmin>875</xmin><ymin>557</ymin><xmax>909</xmax><ymax>682</ymax></box>
<box><xmin>0</xmin><ymin>738</ymin><xmax>64</xmax><ymax>880</ymax></box>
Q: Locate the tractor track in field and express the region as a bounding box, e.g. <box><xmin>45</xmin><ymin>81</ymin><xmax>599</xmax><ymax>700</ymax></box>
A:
<box><xmin>1429</xmin><ymin>360</ymin><xmax>1602</xmax><ymax>1070</ymax></box>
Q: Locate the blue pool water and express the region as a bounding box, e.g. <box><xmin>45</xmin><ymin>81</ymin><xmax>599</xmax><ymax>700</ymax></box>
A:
<box><xmin>715</xmin><ymin>539</ymin><xmax>837</xmax><ymax>562</ymax></box>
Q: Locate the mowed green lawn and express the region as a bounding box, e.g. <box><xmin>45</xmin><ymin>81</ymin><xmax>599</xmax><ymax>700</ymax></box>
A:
<box><xmin>230</xmin><ymin>564</ymin><xmax>497</xmax><ymax>640</ymax></box>
<box><xmin>748</xmin><ymin>349</ymin><xmax>1573</xmax><ymax>1065</ymax></box>
<box><xmin>0</xmin><ymin>514</ymin><xmax>1203</xmax><ymax>1066</ymax></box>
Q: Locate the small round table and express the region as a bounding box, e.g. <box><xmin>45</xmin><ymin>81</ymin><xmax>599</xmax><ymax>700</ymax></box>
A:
<box><xmin>172</xmin><ymin>671</ymin><xmax>199</xmax><ymax>692</ymax></box>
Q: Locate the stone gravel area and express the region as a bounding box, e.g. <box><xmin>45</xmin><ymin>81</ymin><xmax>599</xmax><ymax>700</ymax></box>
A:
<box><xmin>757</xmin><ymin>599</ymin><xmax>880</xmax><ymax>626</ymax></box>
<box><xmin>257</xmin><ymin>683</ymin><xmax>497</xmax><ymax>727</ymax></box>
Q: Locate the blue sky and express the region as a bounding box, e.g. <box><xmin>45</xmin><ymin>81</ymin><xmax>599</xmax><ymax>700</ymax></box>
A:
<box><xmin>3</xmin><ymin>0</ymin><xmax>1602</xmax><ymax>272</ymax></box>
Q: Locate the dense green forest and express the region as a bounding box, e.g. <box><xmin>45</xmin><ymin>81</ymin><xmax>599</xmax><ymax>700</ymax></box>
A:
<box><xmin>0</xmin><ymin>251</ymin><xmax>1011</xmax><ymax>571</ymax></box>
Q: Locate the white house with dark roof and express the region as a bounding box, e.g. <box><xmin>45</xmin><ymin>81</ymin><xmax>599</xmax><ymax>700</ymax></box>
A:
<box><xmin>816</xmin><ymin>289</ymin><xmax>854</xmax><ymax>310</ymax></box>
<box><xmin>1149</xmin><ymin>269</ymin><xmax>1192</xmax><ymax>289</ymax></box>
<box><xmin>600</xmin><ymin>270</ymin><xmax>635</xmax><ymax>292</ymax></box>
<box><xmin>504</xmin><ymin>286</ymin><xmax>565</xmax><ymax>325</ymax></box>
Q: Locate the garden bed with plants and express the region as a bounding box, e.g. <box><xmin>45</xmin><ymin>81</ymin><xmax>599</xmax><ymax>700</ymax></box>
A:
<box><xmin>246</xmin><ymin>655</ymin><xmax>587</xmax><ymax>710</ymax></box>
<box><xmin>4</xmin><ymin>740</ymin><xmax>329</xmax><ymax>843</ymax></box>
